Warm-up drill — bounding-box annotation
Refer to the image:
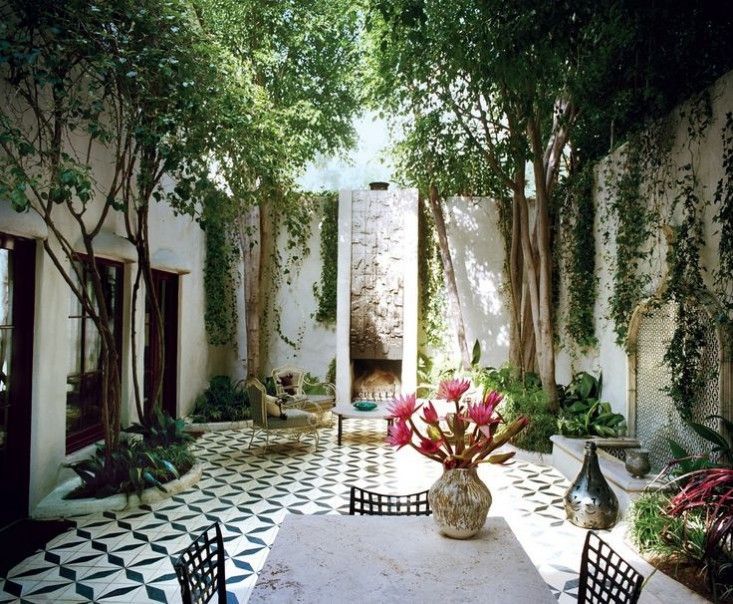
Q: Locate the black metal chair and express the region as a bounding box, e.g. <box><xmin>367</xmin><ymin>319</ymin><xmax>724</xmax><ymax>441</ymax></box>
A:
<box><xmin>578</xmin><ymin>531</ymin><xmax>644</xmax><ymax>604</ymax></box>
<box><xmin>348</xmin><ymin>485</ymin><xmax>431</xmax><ymax>516</ymax></box>
<box><xmin>173</xmin><ymin>522</ymin><xmax>227</xmax><ymax>604</ymax></box>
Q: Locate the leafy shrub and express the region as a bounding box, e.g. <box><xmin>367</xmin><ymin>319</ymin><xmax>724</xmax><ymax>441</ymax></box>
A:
<box><xmin>628</xmin><ymin>492</ymin><xmax>704</xmax><ymax>559</ymax></box>
<box><xmin>66</xmin><ymin>440</ymin><xmax>195</xmax><ymax>499</ymax></box>
<box><xmin>191</xmin><ymin>375</ymin><xmax>249</xmax><ymax>423</ymax></box>
<box><xmin>476</xmin><ymin>365</ymin><xmax>556</xmax><ymax>454</ymax></box>
<box><xmin>124</xmin><ymin>408</ymin><xmax>192</xmax><ymax>448</ymax></box>
<box><xmin>668</xmin><ymin>415</ymin><xmax>733</xmax><ymax>476</ymax></box>
<box><xmin>556</xmin><ymin>372</ymin><xmax>627</xmax><ymax>438</ymax></box>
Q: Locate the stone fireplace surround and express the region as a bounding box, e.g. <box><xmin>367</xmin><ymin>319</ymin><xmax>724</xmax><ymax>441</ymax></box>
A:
<box><xmin>336</xmin><ymin>188</ymin><xmax>419</xmax><ymax>404</ymax></box>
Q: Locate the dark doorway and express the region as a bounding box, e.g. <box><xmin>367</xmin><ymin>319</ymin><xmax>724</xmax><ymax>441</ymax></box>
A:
<box><xmin>144</xmin><ymin>270</ymin><xmax>179</xmax><ymax>418</ymax></box>
<box><xmin>0</xmin><ymin>234</ymin><xmax>36</xmax><ymax>529</ymax></box>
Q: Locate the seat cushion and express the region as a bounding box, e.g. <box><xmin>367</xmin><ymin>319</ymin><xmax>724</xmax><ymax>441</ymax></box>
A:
<box><xmin>265</xmin><ymin>395</ymin><xmax>285</xmax><ymax>418</ymax></box>
<box><xmin>267</xmin><ymin>408</ymin><xmax>316</xmax><ymax>429</ymax></box>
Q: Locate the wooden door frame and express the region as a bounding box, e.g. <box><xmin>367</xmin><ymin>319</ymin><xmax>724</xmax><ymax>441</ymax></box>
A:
<box><xmin>146</xmin><ymin>270</ymin><xmax>179</xmax><ymax>418</ymax></box>
<box><xmin>0</xmin><ymin>234</ymin><xmax>36</xmax><ymax>526</ymax></box>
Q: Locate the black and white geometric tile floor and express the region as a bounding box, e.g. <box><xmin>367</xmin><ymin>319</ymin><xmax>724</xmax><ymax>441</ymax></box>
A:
<box><xmin>1</xmin><ymin>420</ymin><xmax>590</xmax><ymax>603</ymax></box>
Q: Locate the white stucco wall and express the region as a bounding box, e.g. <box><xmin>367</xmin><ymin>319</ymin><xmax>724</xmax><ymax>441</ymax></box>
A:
<box><xmin>263</xmin><ymin>201</ymin><xmax>337</xmax><ymax>381</ymax></box>
<box><xmin>444</xmin><ymin>197</ymin><xmax>510</xmax><ymax>369</ymax></box>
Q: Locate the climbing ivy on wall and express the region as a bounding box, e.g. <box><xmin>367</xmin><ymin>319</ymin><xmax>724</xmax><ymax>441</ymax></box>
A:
<box><xmin>559</xmin><ymin>164</ymin><xmax>598</xmax><ymax>352</ymax></box>
<box><xmin>314</xmin><ymin>192</ymin><xmax>338</xmax><ymax>324</ymax></box>
<box><xmin>418</xmin><ymin>198</ymin><xmax>447</xmax><ymax>348</ymax></box>
<box><xmin>714</xmin><ymin>111</ymin><xmax>733</xmax><ymax>316</ymax></box>
<box><xmin>662</xmin><ymin>94</ymin><xmax>713</xmax><ymax>420</ymax></box>
<box><xmin>202</xmin><ymin>189</ymin><xmax>239</xmax><ymax>346</ymax></box>
<box><xmin>262</xmin><ymin>192</ymin><xmax>316</xmax><ymax>351</ymax></box>
<box><xmin>606</xmin><ymin>142</ymin><xmax>655</xmax><ymax>346</ymax></box>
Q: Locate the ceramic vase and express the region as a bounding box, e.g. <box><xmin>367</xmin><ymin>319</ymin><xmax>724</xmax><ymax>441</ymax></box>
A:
<box><xmin>625</xmin><ymin>448</ymin><xmax>651</xmax><ymax>478</ymax></box>
<box><xmin>428</xmin><ymin>468</ymin><xmax>492</xmax><ymax>539</ymax></box>
<box><xmin>564</xmin><ymin>441</ymin><xmax>619</xmax><ymax>529</ymax></box>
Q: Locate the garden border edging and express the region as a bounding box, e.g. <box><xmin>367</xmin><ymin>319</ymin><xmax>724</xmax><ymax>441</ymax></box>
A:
<box><xmin>31</xmin><ymin>463</ymin><xmax>203</xmax><ymax>520</ymax></box>
<box><xmin>185</xmin><ymin>418</ymin><xmax>252</xmax><ymax>433</ymax></box>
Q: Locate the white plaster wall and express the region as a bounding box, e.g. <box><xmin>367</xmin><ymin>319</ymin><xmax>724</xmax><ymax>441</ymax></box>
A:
<box><xmin>444</xmin><ymin>197</ymin><xmax>510</xmax><ymax>369</ymax></box>
<box><xmin>263</xmin><ymin>200</ymin><xmax>337</xmax><ymax>381</ymax></box>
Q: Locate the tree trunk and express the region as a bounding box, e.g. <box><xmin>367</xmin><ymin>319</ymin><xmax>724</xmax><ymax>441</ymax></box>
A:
<box><xmin>427</xmin><ymin>185</ymin><xmax>471</xmax><ymax>368</ymax></box>
<box><xmin>506</xmin><ymin>165</ymin><xmax>538</xmax><ymax>379</ymax></box>
<box><xmin>531</xmin><ymin>160</ymin><xmax>559</xmax><ymax>409</ymax></box>
<box><xmin>238</xmin><ymin>203</ymin><xmax>261</xmax><ymax>378</ymax></box>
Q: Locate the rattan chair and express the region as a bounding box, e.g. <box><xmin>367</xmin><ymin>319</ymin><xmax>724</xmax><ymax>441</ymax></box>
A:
<box><xmin>173</xmin><ymin>522</ymin><xmax>226</xmax><ymax>604</ymax></box>
<box><xmin>348</xmin><ymin>485</ymin><xmax>432</xmax><ymax>516</ymax></box>
<box><xmin>578</xmin><ymin>531</ymin><xmax>644</xmax><ymax>604</ymax></box>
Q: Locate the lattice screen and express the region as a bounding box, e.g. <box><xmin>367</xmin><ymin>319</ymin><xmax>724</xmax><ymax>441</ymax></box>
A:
<box><xmin>635</xmin><ymin>301</ymin><xmax>721</xmax><ymax>472</ymax></box>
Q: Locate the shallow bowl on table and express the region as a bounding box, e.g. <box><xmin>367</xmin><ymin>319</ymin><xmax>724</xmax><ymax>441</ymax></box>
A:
<box><xmin>352</xmin><ymin>401</ymin><xmax>378</xmax><ymax>411</ymax></box>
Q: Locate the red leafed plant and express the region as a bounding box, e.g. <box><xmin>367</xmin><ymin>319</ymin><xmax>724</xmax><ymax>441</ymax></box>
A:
<box><xmin>668</xmin><ymin>467</ymin><xmax>733</xmax><ymax>560</ymax></box>
<box><xmin>386</xmin><ymin>378</ymin><xmax>529</xmax><ymax>470</ymax></box>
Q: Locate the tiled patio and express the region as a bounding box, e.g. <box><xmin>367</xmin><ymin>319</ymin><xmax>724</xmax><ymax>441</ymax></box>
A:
<box><xmin>1</xmin><ymin>420</ymin><xmax>587</xmax><ymax>603</ymax></box>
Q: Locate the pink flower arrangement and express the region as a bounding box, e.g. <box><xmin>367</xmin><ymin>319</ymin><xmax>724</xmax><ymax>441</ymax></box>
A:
<box><xmin>387</xmin><ymin>379</ymin><xmax>529</xmax><ymax>470</ymax></box>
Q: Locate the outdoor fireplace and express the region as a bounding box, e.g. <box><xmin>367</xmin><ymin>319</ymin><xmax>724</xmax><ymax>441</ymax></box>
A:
<box><xmin>336</xmin><ymin>188</ymin><xmax>418</xmax><ymax>404</ymax></box>
<box><xmin>352</xmin><ymin>359</ymin><xmax>402</xmax><ymax>401</ymax></box>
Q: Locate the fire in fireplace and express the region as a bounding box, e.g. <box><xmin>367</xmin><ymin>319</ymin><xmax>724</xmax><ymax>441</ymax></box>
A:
<box><xmin>352</xmin><ymin>359</ymin><xmax>402</xmax><ymax>401</ymax></box>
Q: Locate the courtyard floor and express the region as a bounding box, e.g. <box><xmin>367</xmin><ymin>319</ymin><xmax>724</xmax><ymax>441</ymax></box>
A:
<box><xmin>0</xmin><ymin>420</ymin><xmax>634</xmax><ymax>603</ymax></box>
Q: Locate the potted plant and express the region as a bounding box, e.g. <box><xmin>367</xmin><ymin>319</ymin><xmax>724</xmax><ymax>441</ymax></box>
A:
<box><xmin>386</xmin><ymin>378</ymin><xmax>528</xmax><ymax>538</ymax></box>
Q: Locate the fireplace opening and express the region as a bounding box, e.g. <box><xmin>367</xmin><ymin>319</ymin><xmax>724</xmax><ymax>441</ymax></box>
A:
<box><xmin>352</xmin><ymin>359</ymin><xmax>402</xmax><ymax>401</ymax></box>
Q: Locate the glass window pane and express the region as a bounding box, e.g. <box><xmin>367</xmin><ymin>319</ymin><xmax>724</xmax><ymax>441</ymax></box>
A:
<box><xmin>66</xmin><ymin>258</ymin><xmax>122</xmax><ymax>445</ymax></box>
<box><xmin>1</xmin><ymin>249</ymin><xmax>12</xmax><ymax>327</ymax></box>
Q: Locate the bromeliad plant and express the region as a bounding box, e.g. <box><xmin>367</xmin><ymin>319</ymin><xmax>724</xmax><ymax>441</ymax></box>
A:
<box><xmin>386</xmin><ymin>378</ymin><xmax>529</xmax><ymax>470</ymax></box>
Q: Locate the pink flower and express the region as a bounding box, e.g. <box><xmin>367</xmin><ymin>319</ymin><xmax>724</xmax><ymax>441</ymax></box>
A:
<box><xmin>421</xmin><ymin>401</ymin><xmax>439</xmax><ymax>424</ymax></box>
<box><xmin>482</xmin><ymin>390</ymin><xmax>504</xmax><ymax>415</ymax></box>
<box><xmin>387</xmin><ymin>420</ymin><xmax>413</xmax><ymax>449</ymax></box>
<box><xmin>466</xmin><ymin>401</ymin><xmax>496</xmax><ymax>426</ymax></box>
<box><xmin>417</xmin><ymin>437</ymin><xmax>443</xmax><ymax>455</ymax></box>
<box><xmin>387</xmin><ymin>393</ymin><xmax>421</xmax><ymax>420</ymax></box>
<box><xmin>437</xmin><ymin>378</ymin><xmax>471</xmax><ymax>402</ymax></box>
<box><xmin>384</xmin><ymin>388</ymin><xmax>529</xmax><ymax>470</ymax></box>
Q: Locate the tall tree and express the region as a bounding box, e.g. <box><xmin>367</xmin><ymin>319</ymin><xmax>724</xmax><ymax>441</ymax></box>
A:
<box><xmin>193</xmin><ymin>0</ymin><xmax>363</xmax><ymax>377</ymax></box>
<box><xmin>0</xmin><ymin>0</ymin><xmax>251</xmax><ymax>450</ymax></box>
<box><xmin>367</xmin><ymin>0</ymin><xmax>586</xmax><ymax>405</ymax></box>
<box><xmin>367</xmin><ymin>0</ymin><xmax>733</xmax><ymax>406</ymax></box>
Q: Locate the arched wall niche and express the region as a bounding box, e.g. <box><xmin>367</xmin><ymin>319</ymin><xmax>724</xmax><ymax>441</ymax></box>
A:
<box><xmin>626</xmin><ymin>288</ymin><xmax>732</xmax><ymax>471</ymax></box>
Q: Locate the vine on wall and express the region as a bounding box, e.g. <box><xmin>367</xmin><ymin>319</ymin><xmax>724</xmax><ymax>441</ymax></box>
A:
<box><xmin>263</xmin><ymin>192</ymin><xmax>316</xmax><ymax>351</ymax></box>
<box><xmin>714</xmin><ymin>111</ymin><xmax>733</xmax><ymax>315</ymax></box>
<box><xmin>202</xmin><ymin>189</ymin><xmax>239</xmax><ymax>346</ymax></box>
<box><xmin>314</xmin><ymin>192</ymin><xmax>338</xmax><ymax>325</ymax></box>
<box><xmin>607</xmin><ymin>142</ymin><xmax>654</xmax><ymax>346</ymax></box>
<box><xmin>418</xmin><ymin>197</ymin><xmax>448</xmax><ymax>349</ymax></box>
<box><xmin>662</xmin><ymin>94</ymin><xmax>713</xmax><ymax>419</ymax></box>
<box><xmin>558</xmin><ymin>163</ymin><xmax>598</xmax><ymax>351</ymax></box>
<box><xmin>663</xmin><ymin>164</ymin><xmax>707</xmax><ymax>420</ymax></box>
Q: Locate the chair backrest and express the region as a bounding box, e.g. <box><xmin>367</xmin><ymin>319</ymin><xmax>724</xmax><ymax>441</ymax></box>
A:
<box><xmin>272</xmin><ymin>365</ymin><xmax>305</xmax><ymax>397</ymax></box>
<box><xmin>349</xmin><ymin>485</ymin><xmax>432</xmax><ymax>516</ymax></box>
<box><xmin>578</xmin><ymin>531</ymin><xmax>644</xmax><ymax>604</ymax></box>
<box><xmin>173</xmin><ymin>522</ymin><xmax>226</xmax><ymax>604</ymax></box>
<box><xmin>245</xmin><ymin>378</ymin><xmax>268</xmax><ymax>428</ymax></box>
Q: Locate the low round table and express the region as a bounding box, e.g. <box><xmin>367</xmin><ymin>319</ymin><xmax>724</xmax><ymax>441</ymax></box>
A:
<box><xmin>332</xmin><ymin>402</ymin><xmax>394</xmax><ymax>445</ymax></box>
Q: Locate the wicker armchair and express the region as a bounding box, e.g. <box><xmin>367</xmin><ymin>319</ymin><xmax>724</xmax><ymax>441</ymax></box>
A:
<box><xmin>245</xmin><ymin>378</ymin><xmax>323</xmax><ymax>449</ymax></box>
<box><xmin>271</xmin><ymin>364</ymin><xmax>336</xmax><ymax>417</ymax></box>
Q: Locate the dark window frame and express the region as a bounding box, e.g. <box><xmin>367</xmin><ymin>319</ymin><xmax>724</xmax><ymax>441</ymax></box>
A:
<box><xmin>66</xmin><ymin>255</ymin><xmax>124</xmax><ymax>453</ymax></box>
